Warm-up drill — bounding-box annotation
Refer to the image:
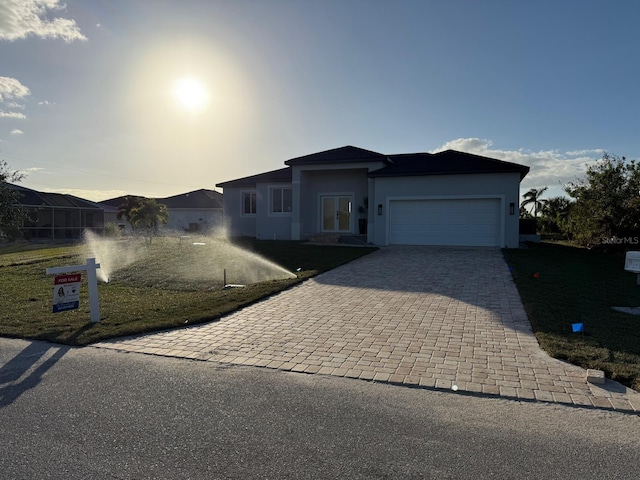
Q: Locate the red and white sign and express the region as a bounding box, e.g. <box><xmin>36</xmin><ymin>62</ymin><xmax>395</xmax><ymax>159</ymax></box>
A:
<box><xmin>52</xmin><ymin>273</ymin><xmax>81</xmax><ymax>313</ymax></box>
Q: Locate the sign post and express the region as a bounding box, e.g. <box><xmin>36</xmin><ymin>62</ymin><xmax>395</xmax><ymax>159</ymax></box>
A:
<box><xmin>46</xmin><ymin>258</ymin><xmax>101</xmax><ymax>323</ymax></box>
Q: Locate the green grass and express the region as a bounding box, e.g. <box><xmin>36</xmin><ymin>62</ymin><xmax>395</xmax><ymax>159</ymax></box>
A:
<box><xmin>0</xmin><ymin>237</ymin><xmax>376</xmax><ymax>346</ymax></box>
<box><xmin>503</xmin><ymin>242</ymin><xmax>640</xmax><ymax>391</ymax></box>
<box><xmin>9</xmin><ymin>237</ymin><xmax>637</xmax><ymax>391</ymax></box>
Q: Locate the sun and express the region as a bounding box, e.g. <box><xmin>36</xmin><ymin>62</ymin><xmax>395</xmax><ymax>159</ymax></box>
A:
<box><xmin>173</xmin><ymin>77</ymin><xmax>210</xmax><ymax>112</ymax></box>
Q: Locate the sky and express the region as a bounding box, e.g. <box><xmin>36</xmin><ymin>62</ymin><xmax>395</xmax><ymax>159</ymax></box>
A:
<box><xmin>0</xmin><ymin>0</ymin><xmax>639</xmax><ymax>202</ymax></box>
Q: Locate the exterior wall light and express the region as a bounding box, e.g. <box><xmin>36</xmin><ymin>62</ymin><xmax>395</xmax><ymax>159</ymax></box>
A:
<box><xmin>378</xmin><ymin>204</ymin><xmax>383</xmax><ymax>215</ymax></box>
<box><xmin>509</xmin><ymin>202</ymin><xmax>515</xmax><ymax>215</ymax></box>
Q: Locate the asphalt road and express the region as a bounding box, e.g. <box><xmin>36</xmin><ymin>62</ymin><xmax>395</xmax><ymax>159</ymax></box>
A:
<box><xmin>1</xmin><ymin>338</ymin><xmax>638</xmax><ymax>479</ymax></box>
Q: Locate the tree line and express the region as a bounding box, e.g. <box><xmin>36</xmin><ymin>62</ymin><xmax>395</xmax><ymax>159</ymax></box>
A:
<box><xmin>521</xmin><ymin>153</ymin><xmax>640</xmax><ymax>248</ymax></box>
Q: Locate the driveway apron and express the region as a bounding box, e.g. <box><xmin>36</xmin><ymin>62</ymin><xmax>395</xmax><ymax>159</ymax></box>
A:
<box><xmin>95</xmin><ymin>246</ymin><xmax>640</xmax><ymax>412</ymax></box>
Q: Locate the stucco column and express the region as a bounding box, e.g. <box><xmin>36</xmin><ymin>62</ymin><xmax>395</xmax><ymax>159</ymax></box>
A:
<box><xmin>291</xmin><ymin>167</ymin><xmax>302</xmax><ymax>240</ymax></box>
<box><xmin>366</xmin><ymin>177</ymin><xmax>375</xmax><ymax>244</ymax></box>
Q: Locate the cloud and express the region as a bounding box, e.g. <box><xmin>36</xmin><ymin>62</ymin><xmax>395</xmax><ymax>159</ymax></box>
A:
<box><xmin>432</xmin><ymin>137</ymin><xmax>604</xmax><ymax>193</ymax></box>
<box><xmin>0</xmin><ymin>76</ymin><xmax>30</xmax><ymax>101</ymax></box>
<box><xmin>0</xmin><ymin>111</ymin><xmax>26</xmax><ymax>119</ymax></box>
<box><xmin>10</xmin><ymin>129</ymin><xmax>24</xmax><ymax>135</ymax></box>
<box><xmin>0</xmin><ymin>76</ymin><xmax>30</xmax><ymax>119</ymax></box>
<box><xmin>565</xmin><ymin>149</ymin><xmax>605</xmax><ymax>157</ymax></box>
<box><xmin>0</xmin><ymin>0</ymin><xmax>86</xmax><ymax>42</ymax></box>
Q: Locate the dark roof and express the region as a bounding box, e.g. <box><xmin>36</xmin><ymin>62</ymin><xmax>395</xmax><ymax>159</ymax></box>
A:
<box><xmin>216</xmin><ymin>167</ymin><xmax>292</xmax><ymax>188</ymax></box>
<box><xmin>215</xmin><ymin>146</ymin><xmax>529</xmax><ymax>188</ymax></box>
<box><xmin>157</xmin><ymin>189</ymin><xmax>223</xmax><ymax>209</ymax></box>
<box><xmin>368</xmin><ymin>150</ymin><xmax>529</xmax><ymax>180</ymax></box>
<box><xmin>7</xmin><ymin>183</ymin><xmax>104</xmax><ymax>209</ymax></box>
<box><xmin>98</xmin><ymin>195</ymin><xmax>143</xmax><ymax>208</ymax></box>
<box><xmin>284</xmin><ymin>146</ymin><xmax>387</xmax><ymax>166</ymax></box>
<box><xmin>99</xmin><ymin>190</ymin><xmax>222</xmax><ymax>209</ymax></box>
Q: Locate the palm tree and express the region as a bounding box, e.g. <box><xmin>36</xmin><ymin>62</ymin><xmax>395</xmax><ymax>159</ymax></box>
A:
<box><xmin>128</xmin><ymin>198</ymin><xmax>169</xmax><ymax>243</ymax></box>
<box><xmin>116</xmin><ymin>195</ymin><xmax>143</xmax><ymax>223</ymax></box>
<box><xmin>541</xmin><ymin>196</ymin><xmax>571</xmax><ymax>219</ymax></box>
<box><xmin>520</xmin><ymin>187</ymin><xmax>548</xmax><ymax>217</ymax></box>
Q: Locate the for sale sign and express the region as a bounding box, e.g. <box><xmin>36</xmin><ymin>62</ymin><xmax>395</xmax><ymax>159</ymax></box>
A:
<box><xmin>52</xmin><ymin>273</ymin><xmax>81</xmax><ymax>313</ymax></box>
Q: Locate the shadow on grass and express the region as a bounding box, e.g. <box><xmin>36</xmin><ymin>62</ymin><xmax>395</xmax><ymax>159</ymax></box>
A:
<box><xmin>0</xmin><ymin>342</ymin><xmax>69</xmax><ymax>407</ymax></box>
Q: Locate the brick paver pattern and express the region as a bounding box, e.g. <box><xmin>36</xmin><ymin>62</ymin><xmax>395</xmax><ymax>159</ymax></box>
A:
<box><xmin>95</xmin><ymin>246</ymin><xmax>640</xmax><ymax>413</ymax></box>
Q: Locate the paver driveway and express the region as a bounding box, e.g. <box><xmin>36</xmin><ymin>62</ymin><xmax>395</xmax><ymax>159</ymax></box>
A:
<box><xmin>96</xmin><ymin>246</ymin><xmax>640</xmax><ymax>413</ymax></box>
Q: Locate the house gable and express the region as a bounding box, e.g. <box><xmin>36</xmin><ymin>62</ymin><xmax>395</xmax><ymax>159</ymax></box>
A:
<box><xmin>284</xmin><ymin>145</ymin><xmax>387</xmax><ymax>166</ymax></box>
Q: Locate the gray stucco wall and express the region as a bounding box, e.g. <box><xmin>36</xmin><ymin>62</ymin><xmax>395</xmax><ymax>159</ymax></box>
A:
<box><xmin>299</xmin><ymin>169</ymin><xmax>369</xmax><ymax>236</ymax></box>
<box><xmin>165</xmin><ymin>209</ymin><xmax>223</xmax><ymax>233</ymax></box>
<box><xmin>223</xmin><ymin>169</ymin><xmax>522</xmax><ymax>247</ymax></box>
<box><xmin>222</xmin><ymin>183</ymin><xmax>293</xmax><ymax>240</ymax></box>
<box><xmin>255</xmin><ymin>182</ymin><xmax>293</xmax><ymax>240</ymax></box>
<box><xmin>222</xmin><ymin>186</ymin><xmax>257</xmax><ymax>237</ymax></box>
<box><xmin>370</xmin><ymin>172</ymin><xmax>521</xmax><ymax>248</ymax></box>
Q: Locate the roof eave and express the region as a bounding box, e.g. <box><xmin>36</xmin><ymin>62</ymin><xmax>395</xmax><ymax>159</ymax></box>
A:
<box><xmin>369</xmin><ymin>168</ymin><xmax>530</xmax><ymax>179</ymax></box>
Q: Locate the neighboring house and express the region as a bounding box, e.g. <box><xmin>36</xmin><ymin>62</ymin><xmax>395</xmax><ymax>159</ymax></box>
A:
<box><xmin>7</xmin><ymin>183</ymin><xmax>105</xmax><ymax>239</ymax></box>
<box><xmin>158</xmin><ymin>189</ymin><xmax>223</xmax><ymax>232</ymax></box>
<box><xmin>99</xmin><ymin>201</ymin><xmax>131</xmax><ymax>233</ymax></box>
<box><xmin>216</xmin><ymin>146</ymin><xmax>529</xmax><ymax>248</ymax></box>
<box><xmin>100</xmin><ymin>189</ymin><xmax>223</xmax><ymax>233</ymax></box>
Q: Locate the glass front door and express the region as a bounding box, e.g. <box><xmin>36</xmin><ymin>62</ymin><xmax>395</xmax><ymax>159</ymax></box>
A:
<box><xmin>321</xmin><ymin>196</ymin><xmax>352</xmax><ymax>232</ymax></box>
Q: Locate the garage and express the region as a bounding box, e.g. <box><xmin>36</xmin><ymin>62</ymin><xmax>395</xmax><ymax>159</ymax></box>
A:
<box><xmin>388</xmin><ymin>198</ymin><xmax>502</xmax><ymax>247</ymax></box>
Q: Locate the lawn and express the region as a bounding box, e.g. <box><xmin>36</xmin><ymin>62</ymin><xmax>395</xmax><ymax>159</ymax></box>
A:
<box><xmin>5</xmin><ymin>236</ymin><xmax>639</xmax><ymax>391</ymax></box>
<box><xmin>0</xmin><ymin>236</ymin><xmax>376</xmax><ymax>346</ymax></box>
<box><xmin>503</xmin><ymin>242</ymin><xmax>640</xmax><ymax>391</ymax></box>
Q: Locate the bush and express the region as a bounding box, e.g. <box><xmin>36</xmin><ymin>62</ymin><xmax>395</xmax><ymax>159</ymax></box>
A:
<box><xmin>102</xmin><ymin>223</ymin><xmax>122</xmax><ymax>238</ymax></box>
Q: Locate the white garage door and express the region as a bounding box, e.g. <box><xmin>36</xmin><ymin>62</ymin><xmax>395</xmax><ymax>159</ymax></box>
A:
<box><xmin>389</xmin><ymin>198</ymin><xmax>501</xmax><ymax>246</ymax></box>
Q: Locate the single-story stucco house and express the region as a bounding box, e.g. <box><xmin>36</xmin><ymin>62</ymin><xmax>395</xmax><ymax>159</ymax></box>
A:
<box><xmin>216</xmin><ymin>146</ymin><xmax>529</xmax><ymax>248</ymax></box>
<box><xmin>100</xmin><ymin>189</ymin><xmax>223</xmax><ymax>233</ymax></box>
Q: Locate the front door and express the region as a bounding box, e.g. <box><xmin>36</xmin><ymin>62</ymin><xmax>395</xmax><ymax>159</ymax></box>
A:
<box><xmin>321</xmin><ymin>196</ymin><xmax>352</xmax><ymax>232</ymax></box>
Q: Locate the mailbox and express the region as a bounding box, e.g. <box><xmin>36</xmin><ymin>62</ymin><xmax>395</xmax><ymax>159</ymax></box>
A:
<box><xmin>625</xmin><ymin>251</ymin><xmax>640</xmax><ymax>273</ymax></box>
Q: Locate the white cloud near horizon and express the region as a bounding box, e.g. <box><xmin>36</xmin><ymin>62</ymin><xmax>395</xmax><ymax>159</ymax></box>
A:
<box><xmin>0</xmin><ymin>0</ymin><xmax>86</xmax><ymax>42</ymax></box>
<box><xmin>0</xmin><ymin>76</ymin><xmax>30</xmax><ymax>119</ymax></box>
<box><xmin>432</xmin><ymin>138</ymin><xmax>604</xmax><ymax>194</ymax></box>
<box><xmin>10</xmin><ymin>128</ymin><xmax>24</xmax><ymax>135</ymax></box>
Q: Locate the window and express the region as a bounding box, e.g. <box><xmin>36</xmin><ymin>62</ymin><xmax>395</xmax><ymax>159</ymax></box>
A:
<box><xmin>242</xmin><ymin>192</ymin><xmax>256</xmax><ymax>215</ymax></box>
<box><xmin>271</xmin><ymin>187</ymin><xmax>292</xmax><ymax>214</ymax></box>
